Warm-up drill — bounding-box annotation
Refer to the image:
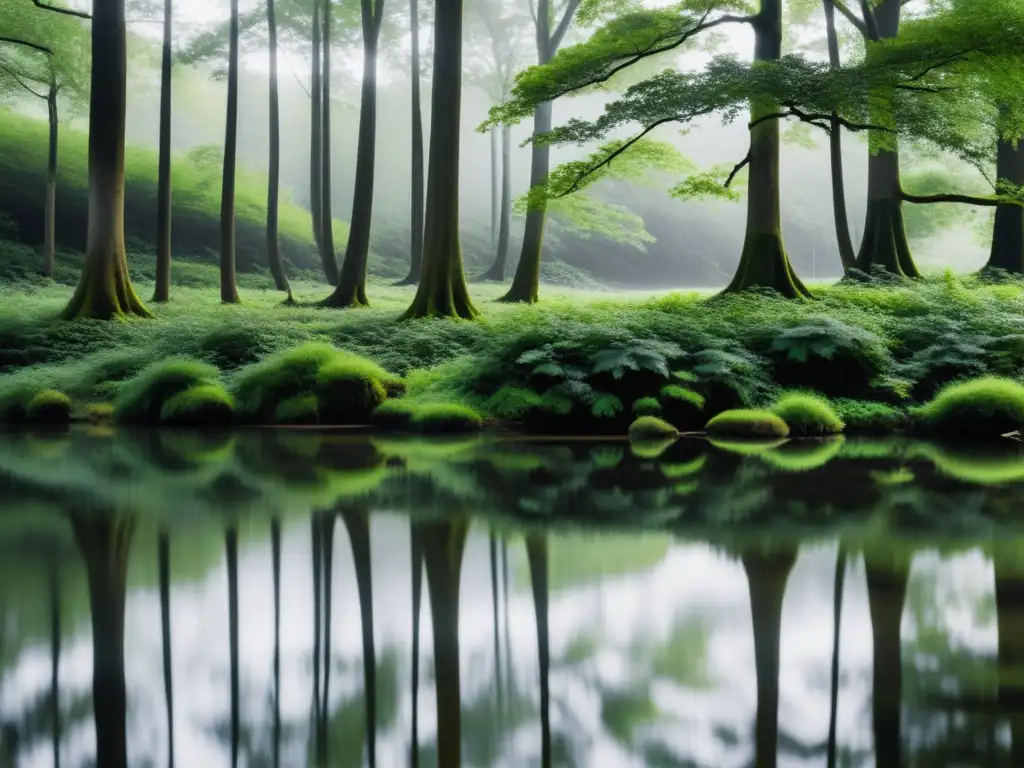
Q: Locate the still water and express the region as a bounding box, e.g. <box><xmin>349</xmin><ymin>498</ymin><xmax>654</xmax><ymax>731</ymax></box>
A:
<box><xmin>1</xmin><ymin>428</ymin><xmax>1024</xmax><ymax>767</ymax></box>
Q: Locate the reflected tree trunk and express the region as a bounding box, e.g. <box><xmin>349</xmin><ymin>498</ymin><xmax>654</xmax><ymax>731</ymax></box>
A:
<box><xmin>527</xmin><ymin>535</ymin><xmax>551</xmax><ymax>768</ymax></box>
<box><xmin>342</xmin><ymin>510</ymin><xmax>377</xmax><ymax>766</ymax></box>
<box><xmin>159</xmin><ymin>529</ymin><xmax>174</xmax><ymax>767</ymax></box>
<box><xmin>311</xmin><ymin>513</ymin><xmax>323</xmax><ymax>756</ymax></box>
<box><xmin>271</xmin><ymin>518</ymin><xmax>282</xmax><ymax>768</ymax></box>
<box><xmin>48</xmin><ymin>553</ymin><xmax>61</xmax><ymax>768</ymax></box>
<box><xmin>410</xmin><ymin>522</ymin><xmax>423</xmax><ymax>767</ymax></box>
<box><xmin>741</xmin><ymin>548</ymin><xmax>798</xmax><ymax>768</ymax></box>
<box><xmin>865</xmin><ymin>549</ymin><xmax>911</xmax><ymax>768</ymax></box>
<box><xmin>827</xmin><ymin>545</ymin><xmax>846</xmax><ymax>768</ymax></box>
<box><xmin>70</xmin><ymin>513</ymin><xmax>136</xmax><ymax>768</ymax></box>
<box><xmin>501</xmin><ymin>538</ymin><xmax>513</xmax><ymax>693</ymax></box>
<box><xmin>226</xmin><ymin>526</ymin><xmax>240</xmax><ymax>768</ymax></box>
<box><xmin>994</xmin><ymin>544</ymin><xmax>1024</xmax><ymax>762</ymax></box>
<box><xmin>489</xmin><ymin>533</ymin><xmax>503</xmax><ymax>706</ymax></box>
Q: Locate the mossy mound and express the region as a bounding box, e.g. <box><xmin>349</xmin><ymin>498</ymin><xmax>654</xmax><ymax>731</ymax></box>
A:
<box><xmin>372</xmin><ymin>399</ymin><xmax>417</xmax><ymax>431</ymax></box>
<box><xmin>274</xmin><ymin>394</ymin><xmax>320</xmax><ymax>425</ymax></box>
<box><xmin>159</xmin><ymin>384</ymin><xmax>234</xmax><ymax>427</ymax></box>
<box><xmin>705</xmin><ymin>409</ymin><xmax>790</xmax><ymax>438</ymax></box>
<box><xmin>770</xmin><ymin>392</ymin><xmax>844</xmax><ymax>436</ymax></box>
<box><xmin>832</xmin><ymin>398</ymin><xmax>908</xmax><ymax>434</ymax></box>
<box><xmin>631</xmin><ymin>397</ymin><xmax>663</xmax><ymax>417</ymax></box>
<box><xmin>24</xmin><ymin>390</ymin><xmax>72</xmax><ymax>424</ymax></box>
<box><xmin>408</xmin><ymin>403</ymin><xmax>484</xmax><ymax>434</ymax></box>
<box><xmin>917</xmin><ymin>377</ymin><xmax>1024</xmax><ymax>439</ymax></box>
<box><xmin>114</xmin><ymin>358</ymin><xmax>221</xmax><ymax>423</ymax></box>
<box><xmin>628</xmin><ymin>416</ymin><xmax>679</xmax><ymax>441</ymax></box>
<box><xmin>316</xmin><ymin>364</ymin><xmax>388</xmax><ymax>425</ymax></box>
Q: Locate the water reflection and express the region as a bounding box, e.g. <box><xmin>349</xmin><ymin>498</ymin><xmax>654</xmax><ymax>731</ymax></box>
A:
<box><xmin>2</xmin><ymin>428</ymin><xmax>1024</xmax><ymax>766</ymax></box>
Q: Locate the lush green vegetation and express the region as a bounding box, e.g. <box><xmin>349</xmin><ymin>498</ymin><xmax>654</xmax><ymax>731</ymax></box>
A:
<box><xmin>770</xmin><ymin>392</ymin><xmax>845</xmax><ymax>436</ymax></box>
<box><xmin>917</xmin><ymin>377</ymin><xmax>1024</xmax><ymax>438</ymax></box>
<box><xmin>705</xmin><ymin>410</ymin><xmax>791</xmax><ymax>438</ymax></box>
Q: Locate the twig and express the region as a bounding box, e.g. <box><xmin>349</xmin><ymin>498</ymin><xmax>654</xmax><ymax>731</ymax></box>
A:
<box><xmin>902</xmin><ymin>190</ymin><xmax>1020</xmax><ymax>207</ymax></box>
<box><xmin>724</xmin><ymin>151</ymin><xmax>751</xmax><ymax>188</ymax></box>
<box><xmin>0</xmin><ymin>35</ymin><xmax>53</xmax><ymax>55</ymax></box>
<box><xmin>280</xmin><ymin>45</ymin><xmax>311</xmax><ymax>99</ymax></box>
<box><xmin>0</xmin><ymin>60</ymin><xmax>49</xmax><ymax>99</ymax></box>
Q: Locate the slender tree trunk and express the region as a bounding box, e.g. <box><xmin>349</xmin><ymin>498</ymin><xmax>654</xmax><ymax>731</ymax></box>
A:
<box><xmin>153</xmin><ymin>0</ymin><xmax>173</xmax><ymax>302</ymax></box>
<box><xmin>853</xmin><ymin>0</ymin><xmax>918</xmax><ymax>278</ymax></box>
<box><xmin>490</xmin><ymin>126</ymin><xmax>499</xmax><ymax>245</ymax></box>
<box><xmin>343</xmin><ymin>511</ymin><xmax>378</xmax><ymax>766</ymax></box>
<box><xmin>310</xmin><ymin>516</ymin><xmax>323</xmax><ymax>764</ymax></box>
<box><xmin>480</xmin><ymin>124</ymin><xmax>512</xmax><ymax>281</ymax></box>
<box><xmin>44</xmin><ymin>80</ymin><xmax>58</xmax><ymax>279</ymax></box>
<box><xmin>61</xmin><ymin>0</ymin><xmax>150</xmax><ymax>320</ymax></box>
<box><xmin>325</xmin><ymin>5</ymin><xmax>383</xmax><ymax>308</ymax></box>
<box><xmin>266</xmin><ymin>0</ymin><xmax>292</xmax><ymax>297</ymax></box>
<box><xmin>309</xmin><ymin>0</ymin><xmax>327</xmax><ymax>275</ymax></box>
<box><xmin>49</xmin><ymin>555</ymin><xmax>61</xmax><ymax>768</ymax></box>
<box><xmin>226</xmin><ymin>526</ymin><xmax>240</xmax><ymax>768</ymax></box>
<box><xmin>319</xmin><ymin>513</ymin><xmax>335</xmax><ymax>763</ymax></box>
<box><xmin>827</xmin><ymin>546</ymin><xmax>846</xmax><ymax>768</ymax></box>
<box><xmin>489</xmin><ymin>534</ymin><xmax>504</xmax><ymax>704</ymax></box>
<box><xmin>320</xmin><ymin>0</ymin><xmax>337</xmax><ymax>274</ymax></box>
<box><xmin>402</xmin><ymin>0</ymin><xmax>477</xmax><ymax>319</ymax></box>
<box><xmin>985</xmin><ymin>137</ymin><xmax>1024</xmax><ymax>273</ymax></box>
<box><xmin>159</xmin><ymin>529</ymin><xmax>175</xmax><ymax>768</ymax></box>
<box><xmin>219</xmin><ymin>0</ymin><xmax>241</xmax><ymax>304</ymax></box>
<box><xmin>410</xmin><ymin>527</ymin><xmax>423</xmax><ymax>768</ymax></box>
<box><xmin>271</xmin><ymin>518</ymin><xmax>282</xmax><ymax>768</ymax></box>
<box><xmin>396</xmin><ymin>0</ymin><xmax>425</xmax><ymax>286</ymax></box>
<box><xmin>724</xmin><ymin>0</ymin><xmax>809</xmax><ymax>297</ymax></box>
<box><xmin>527</xmin><ymin>536</ymin><xmax>551</xmax><ymax>768</ymax></box>
<box><xmin>822</xmin><ymin>0</ymin><xmax>855</xmax><ymax>271</ymax></box>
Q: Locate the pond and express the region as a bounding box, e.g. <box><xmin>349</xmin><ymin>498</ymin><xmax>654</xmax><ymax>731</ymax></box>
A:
<box><xmin>1</xmin><ymin>428</ymin><xmax>1024</xmax><ymax>767</ymax></box>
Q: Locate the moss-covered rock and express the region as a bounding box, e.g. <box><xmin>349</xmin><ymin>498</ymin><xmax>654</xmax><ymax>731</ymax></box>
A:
<box><xmin>631</xmin><ymin>397</ymin><xmax>662</xmax><ymax>417</ymax></box>
<box><xmin>409</xmin><ymin>403</ymin><xmax>484</xmax><ymax>434</ymax></box>
<box><xmin>628</xmin><ymin>416</ymin><xmax>679</xmax><ymax>441</ymax></box>
<box><xmin>770</xmin><ymin>392</ymin><xmax>844</xmax><ymax>436</ymax></box>
<box><xmin>25</xmin><ymin>390</ymin><xmax>72</xmax><ymax>424</ymax></box>
<box><xmin>372</xmin><ymin>399</ymin><xmax>417</xmax><ymax>430</ymax></box>
<box><xmin>705</xmin><ymin>409</ymin><xmax>790</xmax><ymax>438</ymax></box>
<box><xmin>273</xmin><ymin>394</ymin><xmax>320</xmax><ymax>425</ymax></box>
<box><xmin>159</xmin><ymin>384</ymin><xmax>234</xmax><ymax>427</ymax></box>
<box><xmin>114</xmin><ymin>357</ymin><xmax>221</xmax><ymax>423</ymax></box>
<box><xmin>917</xmin><ymin>376</ymin><xmax>1024</xmax><ymax>438</ymax></box>
<box><xmin>316</xmin><ymin>363</ymin><xmax>387</xmax><ymax>425</ymax></box>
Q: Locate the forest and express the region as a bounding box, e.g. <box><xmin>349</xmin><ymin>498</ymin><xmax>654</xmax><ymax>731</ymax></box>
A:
<box><xmin>1</xmin><ymin>0</ymin><xmax>1024</xmax><ymax>441</ymax></box>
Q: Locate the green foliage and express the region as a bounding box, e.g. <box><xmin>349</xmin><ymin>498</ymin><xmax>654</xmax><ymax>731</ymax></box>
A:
<box><xmin>274</xmin><ymin>395</ymin><xmax>320</xmax><ymax>425</ymax></box>
<box><xmin>678</xmin><ymin>347</ymin><xmax>771</xmax><ymax>415</ymax></box>
<box><xmin>832</xmin><ymin>398</ymin><xmax>909</xmax><ymax>434</ymax></box>
<box><xmin>372</xmin><ymin>399</ymin><xmax>417</xmax><ymax>430</ymax></box>
<box><xmin>770</xmin><ymin>392</ymin><xmax>844</xmax><ymax>436</ymax></box>
<box><xmin>628</xmin><ymin>416</ymin><xmax>679</xmax><ymax>440</ymax></box>
<box><xmin>408</xmin><ymin>403</ymin><xmax>484</xmax><ymax>434</ymax></box>
<box><xmin>484</xmin><ymin>387</ymin><xmax>545</xmax><ymax>420</ymax></box>
<box><xmin>86</xmin><ymin>402</ymin><xmax>115</xmax><ymax>423</ymax></box>
<box><xmin>917</xmin><ymin>377</ymin><xmax>1024</xmax><ymax>438</ymax></box>
<box><xmin>24</xmin><ymin>389</ymin><xmax>72</xmax><ymax>425</ymax></box>
<box><xmin>659</xmin><ymin>384</ymin><xmax>705</xmax><ymax>429</ymax></box>
<box><xmin>159</xmin><ymin>384</ymin><xmax>234</xmax><ymax>427</ymax></box>
<box><xmin>316</xmin><ymin>364</ymin><xmax>388</xmax><ymax>425</ymax></box>
<box><xmin>705</xmin><ymin>409</ymin><xmax>790</xmax><ymax>438</ymax></box>
<box><xmin>632</xmin><ymin>397</ymin><xmax>663</xmax><ymax>417</ymax></box>
<box><xmin>114</xmin><ymin>358</ymin><xmax>221</xmax><ymax>424</ymax></box>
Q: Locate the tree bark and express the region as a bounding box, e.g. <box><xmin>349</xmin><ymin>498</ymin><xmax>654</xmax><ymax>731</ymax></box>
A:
<box><xmin>985</xmin><ymin>138</ymin><xmax>1024</xmax><ymax>273</ymax></box>
<box><xmin>325</xmin><ymin>1</ymin><xmax>383</xmax><ymax>308</ymax></box>
<box><xmin>822</xmin><ymin>0</ymin><xmax>855</xmax><ymax>271</ymax></box>
<box><xmin>309</xmin><ymin>0</ymin><xmax>335</xmax><ymax>284</ymax></box>
<box><xmin>153</xmin><ymin>0</ymin><xmax>172</xmax><ymax>302</ymax></box>
<box><xmin>723</xmin><ymin>0</ymin><xmax>810</xmax><ymax>297</ymax></box>
<box><xmin>44</xmin><ymin>80</ymin><xmax>58</xmax><ymax>279</ymax></box>
<box><xmin>61</xmin><ymin>0</ymin><xmax>150</xmax><ymax>320</ymax></box>
<box><xmin>402</xmin><ymin>0</ymin><xmax>477</xmax><ymax>319</ymax></box>
<box><xmin>320</xmin><ymin>0</ymin><xmax>337</xmax><ymax>276</ymax></box>
<box><xmin>490</xmin><ymin>126</ymin><xmax>499</xmax><ymax>244</ymax></box>
<box><xmin>266</xmin><ymin>0</ymin><xmax>291</xmax><ymax>297</ymax></box>
<box><xmin>396</xmin><ymin>0</ymin><xmax>424</xmax><ymax>286</ymax></box>
<box><xmin>480</xmin><ymin>124</ymin><xmax>512</xmax><ymax>281</ymax></box>
<box><xmin>219</xmin><ymin>0</ymin><xmax>241</xmax><ymax>304</ymax></box>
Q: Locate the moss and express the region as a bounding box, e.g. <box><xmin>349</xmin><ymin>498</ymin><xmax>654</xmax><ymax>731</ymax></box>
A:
<box><xmin>159</xmin><ymin>384</ymin><xmax>234</xmax><ymax>427</ymax></box>
<box><xmin>86</xmin><ymin>403</ymin><xmax>115</xmax><ymax>423</ymax></box>
<box><xmin>628</xmin><ymin>416</ymin><xmax>679</xmax><ymax>441</ymax></box>
<box><xmin>316</xmin><ymin>363</ymin><xmax>387</xmax><ymax>425</ymax></box>
<box><xmin>113</xmin><ymin>357</ymin><xmax>221</xmax><ymax>423</ymax></box>
<box><xmin>708</xmin><ymin>437</ymin><xmax>789</xmax><ymax>456</ymax></box>
<box><xmin>770</xmin><ymin>392</ymin><xmax>844</xmax><ymax>436</ymax></box>
<box><xmin>631</xmin><ymin>397</ymin><xmax>662</xmax><ymax>417</ymax></box>
<box><xmin>24</xmin><ymin>390</ymin><xmax>72</xmax><ymax>424</ymax></box>
<box><xmin>760</xmin><ymin>437</ymin><xmax>845</xmax><ymax>472</ymax></box>
<box><xmin>705</xmin><ymin>409</ymin><xmax>790</xmax><ymax>438</ymax></box>
<box><xmin>659</xmin><ymin>385</ymin><xmax>705</xmax><ymax>430</ymax></box>
<box><xmin>372</xmin><ymin>399</ymin><xmax>417</xmax><ymax>430</ymax></box>
<box><xmin>917</xmin><ymin>377</ymin><xmax>1024</xmax><ymax>438</ymax></box>
<box><xmin>832</xmin><ymin>398</ymin><xmax>908</xmax><ymax>434</ymax></box>
<box><xmin>409</xmin><ymin>403</ymin><xmax>484</xmax><ymax>434</ymax></box>
<box><xmin>915</xmin><ymin>442</ymin><xmax>1024</xmax><ymax>486</ymax></box>
<box><xmin>630</xmin><ymin>437</ymin><xmax>676</xmax><ymax>459</ymax></box>
<box><xmin>273</xmin><ymin>394</ymin><xmax>320</xmax><ymax>425</ymax></box>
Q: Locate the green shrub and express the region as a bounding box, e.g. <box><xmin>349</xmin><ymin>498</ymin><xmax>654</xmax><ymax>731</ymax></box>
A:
<box><xmin>631</xmin><ymin>397</ymin><xmax>662</xmax><ymax>417</ymax></box>
<box><xmin>628</xmin><ymin>416</ymin><xmax>679</xmax><ymax>441</ymax></box>
<box><xmin>114</xmin><ymin>357</ymin><xmax>221</xmax><ymax>423</ymax></box>
<box><xmin>25</xmin><ymin>390</ymin><xmax>72</xmax><ymax>424</ymax></box>
<box><xmin>484</xmin><ymin>386</ymin><xmax>544</xmax><ymax>420</ymax></box>
<box><xmin>274</xmin><ymin>394</ymin><xmax>320</xmax><ymax>425</ymax></box>
<box><xmin>677</xmin><ymin>347</ymin><xmax>771</xmax><ymax>416</ymax></box>
<box><xmin>705</xmin><ymin>409</ymin><xmax>790</xmax><ymax>438</ymax></box>
<box><xmin>409</xmin><ymin>403</ymin><xmax>483</xmax><ymax>434</ymax></box>
<box><xmin>770</xmin><ymin>392</ymin><xmax>844</xmax><ymax>436</ymax></box>
<box><xmin>659</xmin><ymin>384</ymin><xmax>705</xmax><ymax>429</ymax></box>
<box><xmin>832</xmin><ymin>398</ymin><xmax>908</xmax><ymax>433</ymax></box>
<box><xmin>917</xmin><ymin>377</ymin><xmax>1024</xmax><ymax>438</ymax></box>
<box><xmin>159</xmin><ymin>384</ymin><xmax>234</xmax><ymax>426</ymax></box>
<box><xmin>316</xmin><ymin>363</ymin><xmax>387</xmax><ymax>425</ymax></box>
<box><xmin>372</xmin><ymin>399</ymin><xmax>417</xmax><ymax>430</ymax></box>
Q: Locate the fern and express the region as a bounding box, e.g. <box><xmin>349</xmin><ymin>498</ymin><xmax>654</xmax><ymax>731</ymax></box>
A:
<box><xmin>591</xmin><ymin>392</ymin><xmax>624</xmax><ymax>418</ymax></box>
<box><xmin>485</xmin><ymin>386</ymin><xmax>544</xmax><ymax>419</ymax></box>
<box><xmin>590</xmin><ymin>339</ymin><xmax>682</xmax><ymax>379</ymax></box>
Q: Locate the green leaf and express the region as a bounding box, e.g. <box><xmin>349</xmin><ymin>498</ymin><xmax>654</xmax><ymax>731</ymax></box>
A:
<box><xmin>591</xmin><ymin>392</ymin><xmax>625</xmax><ymax>418</ymax></box>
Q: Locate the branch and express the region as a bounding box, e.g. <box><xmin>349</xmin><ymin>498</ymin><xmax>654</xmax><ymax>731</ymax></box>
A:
<box><xmin>280</xmin><ymin>45</ymin><xmax>311</xmax><ymax>99</ymax></box>
<box><xmin>830</xmin><ymin>0</ymin><xmax>867</xmax><ymax>38</ymax></box>
<box><xmin>748</xmin><ymin>104</ymin><xmax>895</xmax><ymax>135</ymax></box>
<box><xmin>901</xmin><ymin>191</ymin><xmax>1020</xmax><ymax>207</ymax></box>
<box><xmin>0</xmin><ymin>60</ymin><xmax>49</xmax><ymax>99</ymax></box>
<box><xmin>723</xmin><ymin>151</ymin><xmax>750</xmax><ymax>188</ymax></box>
<box><xmin>0</xmin><ymin>35</ymin><xmax>53</xmax><ymax>55</ymax></box>
<box><xmin>549</xmin><ymin>0</ymin><xmax>582</xmax><ymax>53</ymax></box>
<box><xmin>857</xmin><ymin>0</ymin><xmax>880</xmax><ymax>42</ymax></box>
<box><xmin>31</xmin><ymin>0</ymin><xmax>91</xmax><ymax>20</ymax></box>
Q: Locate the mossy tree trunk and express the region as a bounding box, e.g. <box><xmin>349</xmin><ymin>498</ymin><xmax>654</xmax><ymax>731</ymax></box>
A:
<box><xmin>44</xmin><ymin>78</ymin><xmax>59</xmax><ymax>280</ymax></box>
<box><xmin>527</xmin><ymin>535</ymin><xmax>551</xmax><ymax>767</ymax></box>
<box><xmin>396</xmin><ymin>0</ymin><xmax>424</xmax><ymax>287</ymax></box>
<box><xmin>853</xmin><ymin>0</ymin><xmax>919</xmax><ymax>278</ymax></box>
<box><xmin>70</xmin><ymin>513</ymin><xmax>136</xmax><ymax>768</ymax></box>
<box><xmin>480</xmin><ymin>124</ymin><xmax>512</xmax><ymax>282</ymax></box>
<box><xmin>219</xmin><ymin>0</ymin><xmax>241</xmax><ymax>305</ymax></box>
<box><xmin>153</xmin><ymin>0</ymin><xmax>172</xmax><ymax>303</ymax></box>
<box><xmin>985</xmin><ymin>138</ymin><xmax>1024</xmax><ymax>274</ymax></box>
<box><xmin>822</xmin><ymin>0</ymin><xmax>855</xmax><ymax>272</ymax></box>
<box><xmin>325</xmin><ymin>0</ymin><xmax>385</xmax><ymax>308</ymax></box>
<box><xmin>159</xmin><ymin>529</ymin><xmax>175</xmax><ymax>767</ymax></box>
<box><xmin>62</xmin><ymin>0</ymin><xmax>150</xmax><ymax>320</ymax></box>
<box><xmin>319</xmin><ymin>0</ymin><xmax>337</xmax><ymax>277</ymax></box>
<box><xmin>409</xmin><ymin>526</ymin><xmax>423</xmax><ymax>768</ymax></box>
<box><xmin>266</xmin><ymin>0</ymin><xmax>291</xmax><ymax>297</ymax></box>
<box><xmin>402</xmin><ymin>0</ymin><xmax>477</xmax><ymax>320</ymax></box>
<box><xmin>722</xmin><ymin>0</ymin><xmax>810</xmax><ymax>298</ymax></box>
<box><xmin>342</xmin><ymin>510</ymin><xmax>378</xmax><ymax>765</ymax></box>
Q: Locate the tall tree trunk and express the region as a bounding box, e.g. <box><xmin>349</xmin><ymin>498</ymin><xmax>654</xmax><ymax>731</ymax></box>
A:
<box><xmin>70</xmin><ymin>514</ymin><xmax>136</xmax><ymax>768</ymax></box>
<box><xmin>490</xmin><ymin>126</ymin><xmax>499</xmax><ymax>245</ymax></box>
<box><xmin>309</xmin><ymin>0</ymin><xmax>329</xmax><ymax>279</ymax></box>
<box><xmin>480</xmin><ymin>124</ymin><xmax>512</xmax><ymax>281</ymax></box>
<box><xmin>153</xmin><ymin>0</ymin><xmax>173</xmax><ymax>302</ymax></box>
<box><xmin>159</xmin><ymin>529</ymin><xmax>175</xmax><ymax>767</ymax></box>
<box><xmin>61</xmin><ymin>0</ymin><xmax>150</xmax><ymax>320</ymax></box>
<box><xmin>343</xmin><ymin>511</ymin><xmax>378</xmax><ymax>766</ymax></box>
<box><xmin>325</xmin><ymin>4</ymin><xmax>383</xmax><ymax>309</ymax></box>
<box><xmin>402</xmin><ymin>0</ymin><xmax>477</xmax><ymax>319</ymax></box>
<box><xmin>724</xmin><ymin>0</ymin><xmax>809</xmax><ymax>297</ymax></box>
<box><xmin>409</xmin><ymin>527</ymin><xmax>423</xmax><ymax>768</ymax></box>
<box><xmin>271</xmin><ymin>518</ymin><xmax>282</xmax><ymax>768</ymax></box>
<box><xmin>219</xmin><ymin>0</ymin><xmax>241</xmax><ymax>304</ymax></box>
<box><xmin>396</xmin><ymin>0</ymin><xmax>424</xmax><ymax>287</ymax></box>
<box><xmin>226</xmin><ymin>526</ymin><xmax>240</xmax><ymax>768</ymax></box>
<box><xmin>985</xmin><ymin>137</ymin><xmax>1024</xmax><ymax>273</ymax></box>
<box><xmin>527</xmin><ymin>536</ymin><xmax>551</xmax><ymax>768</ymax></box>
<box><xmin>266</xmin><ymin>0</ymin><xmax>292</xmax><ymax>297</ymax></box>
<box><xmin>853</xmin><ymin>0</ymin><xmax>919</xmax><ymax>278</ymax></box>
<box><xmin>320</xmin><ymin>0</ymin><xmax>337</xmax><ymax>274</ymax></box>
<box><xmin>822</xmin><ymin>0</ymin><xmax>855</xmax><ymax>271</ymax></box>
<box><xmin>43</xmin><ymin>79</ymin><xmax>58</xmax><ymax>280</ymax></box>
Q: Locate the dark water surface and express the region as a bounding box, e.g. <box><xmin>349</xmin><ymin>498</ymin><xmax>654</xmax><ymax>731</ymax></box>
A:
<box><xmin>2</xmin><ymin>428</ymin><xmax>1024</xmax><ymax>767</ymax></box>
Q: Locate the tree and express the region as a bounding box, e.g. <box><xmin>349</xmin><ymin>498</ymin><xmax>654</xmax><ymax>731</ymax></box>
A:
<box><xmin>153</xmin><ymin>0</ymin><xmax>173</xmax><ymax>302</ymax></box>
<box><xmin>395</xmin><ymin>0</ymin><xmax>425</xmax><ymax>286</ymax></box>
<box><xmin>402</xmin><ymin>0</ymin><xmax>478</xmax><ymax>319</ymax></box>
<box><xmin>219</xmin><ymin>0</ymin><xmax>242</xmax><ymax>304</ymax></box>
<box><xmin>319</xmin><ymin>0</ymin><xmax>338</xmax><ymax>281</ymax></box>
<box><xmin>323</xmin><ymin>0</ymin><xmax>388</xmax><ymax>307</ymax></box>
<box><xmin>266</xmin><ymin>0</ymin><xmax>293</xmax><ymax>297</ymax></box>
<box><xmin>822</xmin><ymin>0</ymin><xmax>856</xmax><ymax>270</ymax></box>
